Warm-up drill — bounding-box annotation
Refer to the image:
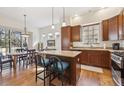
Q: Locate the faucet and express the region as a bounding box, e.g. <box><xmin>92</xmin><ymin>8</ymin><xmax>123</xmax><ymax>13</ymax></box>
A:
<box><xmin>88</xmin><ymin>41</ymin><xmax>93</xmax><ymax>47</ymax></box>
<box><xmin>90</xmin><ymin>43</ymin><xmax>93</xmax><ymax>47</ymax></box>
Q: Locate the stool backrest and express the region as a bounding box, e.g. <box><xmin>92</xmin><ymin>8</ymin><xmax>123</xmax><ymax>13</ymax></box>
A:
<box><xmin>49</xmin><ymin>56</ymin><xmax>64</xmax><ymax>72</ymax></box>
<box><xmin>35</xmin><ymin>54</ymin><xmax>47</xmax><ymax>67</ymax></box>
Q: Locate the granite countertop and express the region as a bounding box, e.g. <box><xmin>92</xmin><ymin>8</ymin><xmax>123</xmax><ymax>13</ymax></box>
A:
<box><xmin>70</xmin><ymin>47</ymin><xmax>124</xmax><ymax>52</ymax></box>
<box><xmin>37</xmin><ymin>50</ymin><xmax>81</xmax><ymax>58</ymax></box>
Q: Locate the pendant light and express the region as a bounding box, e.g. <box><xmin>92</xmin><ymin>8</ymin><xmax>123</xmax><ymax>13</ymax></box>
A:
<box><xmin>51</xmin><ymin>7</ymin><xmax>55</xmax><ymax>29</ymax></box>
<box><xmin>62</xmin><ymin>7</ymin><xmax>66</xmax><ymax>27</ymax></box>
<box><xmin>21</xmin><ymin>14</ymin><xmax>29</xmax><ymax>38</ymax></box>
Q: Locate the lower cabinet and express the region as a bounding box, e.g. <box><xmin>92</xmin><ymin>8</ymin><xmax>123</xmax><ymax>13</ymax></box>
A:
<box><xmin>80</xmin><ymin>51</ymin><xmax>88</xmax><ymax>65</ymax></box>
<box><xmin>88</xmin><ymin>51</ymin><xmax>102</xmax><ymax>67</ymax></box>
<box><xmin>80</xmin><ymin>50</ymin><xmax>110</xmax><ymax>68</ymax></box>
<box><xmin>101</xmin><ymin>51</ymin><xmax>111</xmax><ymax>68</ymax></box>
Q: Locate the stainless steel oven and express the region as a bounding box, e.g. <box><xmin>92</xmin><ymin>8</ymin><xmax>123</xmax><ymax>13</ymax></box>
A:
<box><xmin>111</xmin><ymin>52</ymin><xmax>124</xmax><ymax>86</ymax></box>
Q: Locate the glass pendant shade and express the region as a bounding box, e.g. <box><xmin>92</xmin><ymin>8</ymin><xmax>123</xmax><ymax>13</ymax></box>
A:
<box><xmin>62</xmin><ymin>21</ymin><xmax>66</xmax><ymax>27</ymax></box>
<box><xmin>21</xmin><ymin>33</ymin><xmax>29</xmax><ymax>37</ymax></box>
<box><xmin>51</xmin><ymin>24</ymin><xmax>55</xmax><ymax>29</ymax></box>
<box><xmin>62</xmin><ymin>7</ymin><xmax>66</xmax><ymax>27</ymax></box>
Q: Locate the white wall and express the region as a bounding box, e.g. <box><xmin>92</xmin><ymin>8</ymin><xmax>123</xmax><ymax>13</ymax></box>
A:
<box><xmin>70</xmin><ymin>7</ymin><xmax>124</xmax><ymax>48</ymax></box>
<box><xmin>0</xmin><ymin>15</ymin><xmax>39</xmax><ymax>48</ymax></box>
<box><xmin>32</xmin><ymin>29</ymin><xmax>40</xmax><ymax>49</ymax></box>
<box><xmin>39</xmin><ymin>24</ymin><xmax>61</xmax><ymax>50</ymax></box>
<box><xmin>70</xmin><ymin>7</ymin><xmax>123</xmax><ymax>26</ymax></box>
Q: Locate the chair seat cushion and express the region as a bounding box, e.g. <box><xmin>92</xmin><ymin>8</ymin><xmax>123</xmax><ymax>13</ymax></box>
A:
<box><xmin>52</xmin><ymin>61</ymin><xmax>69</xmax><ymax>73</ymax></box>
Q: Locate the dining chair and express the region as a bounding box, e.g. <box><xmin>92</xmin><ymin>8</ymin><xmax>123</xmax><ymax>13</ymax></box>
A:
<box><xmin>48</xmin><ymin>56</ymin><xmax>69</xmax><ymax>86</ymax></box>
<box><xmin>16</xmin><ymin>48</ymin><xmax>28</xmax><ymax>67</ymax></box>
<box><xmin>0</xmin><ymin>52</ymin><xmax>13</xmax><ymax>73</ymax></box>
<box><xmin>27</xmin><ymin>49</ymin><xmax>36</xmax><ymax>65</ymax></box>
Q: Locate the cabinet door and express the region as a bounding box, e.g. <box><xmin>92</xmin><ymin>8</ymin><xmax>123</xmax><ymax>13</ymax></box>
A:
<box><xmin>102</xmin><ymin>20</ymin><xmax>109</xmax><ymax>41</ymax></box>
<box><xmin>80</xmin><ymin>50</ymin><xmax>88</xmax><ymax>65</ymax></box>
<box><xmin>61</xmin><ymin>26</ymin><xmax>71</xmax><ymax>50</ymax></box>
<box><xmin>71</xmin><ymin>25</ymin><xmax>80</xmax><ymax>42</ymax></box>
<box><xmin>118</xmin><ymin>12</ymin><xmax>124</xmax><ymax>40</ymax></box>
<box><xmin>109</xmin><ymin>16</ymin><xmax>119</xmax><ymax>40</ymax></box>
<box><xmin>88</xmin><ymin>51</ymin><xmax>102</xmax><ymax>67</ymax></box>
<box><xmin>118</xmin><ymin>10</ymin><xmax>124</xmax><ymax>40</ymax></box>
<box><xmin>101</xmin><ymin>51</ymin><xmax>110</xmax><ymax>68</ymax></box>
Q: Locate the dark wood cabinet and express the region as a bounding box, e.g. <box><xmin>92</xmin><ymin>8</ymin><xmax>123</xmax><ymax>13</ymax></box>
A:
<box><xmin>61</xmin><ymin>25</ymin><xmax>81</xmax><ymax>50</ymax></box>
<box><xmin>101</xmin><ymin>51</ymin><xmax>111</xmax><ymax>68</ymax></box>
<box><xmin>71</xmin><ymin>25</ymin><xmax>80</xmax><ymax>42</ymax></box>
<box><xmin>102</xmin><ymin>20</ymin><xmax>109</xmax><ymax>41</ymax></box>
<box><xmin>118</xmin><ymin>11</ymin><xmax>124</xmax><ymax>40</ymax></box>
<box><xmin>80</xmin><ymin>50</ymin><xmax>88</xmax><ymax>65</ymax></box>
<box><xmin>102</xmin><ymin>12</ymin><xmax>124</xmax><ymax>41</ymax></box>
<box><xmin>80</xmin><ymin>50</ymin><xmax>110</xmax><ymax>68</ymax></box>
<box><xmin>108</xmin><ymin>15</ymin><xmax>119</xmax><ymax>40</ymax></box>
<box><xmin>88</xmin><ymin>51</ymin><xmax>102</xmax><ymax>67</ymax></box>
<box><xmin>61</xmin><ymin>26</ymin><xmax>71</xmax><ymax>50</ymax></box>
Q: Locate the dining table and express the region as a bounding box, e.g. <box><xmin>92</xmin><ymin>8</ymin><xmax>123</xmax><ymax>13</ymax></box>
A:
<box><xmin>37</xmin><ymin>50</ymin><xmax>81</xmax><ymax>85</ymax></box>
<box><xmin>8</xmin><ymin>52</ymin><xmax>28</xmax><ymax>69</ymax></box>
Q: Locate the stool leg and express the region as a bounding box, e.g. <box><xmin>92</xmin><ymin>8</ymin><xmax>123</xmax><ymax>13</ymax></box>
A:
<box><xmin>35</xmin><ymin>62</ymin><xmax>37</xmax><ymax>83</ymax></box>
<box><xmin>49</xmin><ymin>70</ymin><xmax>51</xmax><ymax>86</ymax></box>
<box><xmin>44</xmin><ymin>68</ymin><xmax>45</xmax><ymax>86</ymax></box>
<box><xmin>60</xmin><ymin>74</ymin><xmax>64</xmax><ymax>86</ymax></box>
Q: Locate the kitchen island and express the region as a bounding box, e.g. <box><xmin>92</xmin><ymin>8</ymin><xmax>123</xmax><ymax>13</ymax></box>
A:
<box><xmin>37</xmin><ymin>50</ymin><xmax>81</xmax><ymax>85</ymax></box>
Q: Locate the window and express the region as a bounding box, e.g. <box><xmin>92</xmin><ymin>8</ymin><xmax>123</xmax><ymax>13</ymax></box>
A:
<box><xmin>0</xmin><ymin>26</ymin><xmax>22</xmax><ymax>53</ymax></box>
<box><xmin>81</xmin><ymin>23</ymin><xmax>100</xmax><ymax>44</ymax></box>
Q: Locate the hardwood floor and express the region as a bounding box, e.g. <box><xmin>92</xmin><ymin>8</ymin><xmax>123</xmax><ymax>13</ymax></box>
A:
<box><xmin>0</xmin><ymin>64</ymin><xmax>115</xmax><ymax>86</ymax></box>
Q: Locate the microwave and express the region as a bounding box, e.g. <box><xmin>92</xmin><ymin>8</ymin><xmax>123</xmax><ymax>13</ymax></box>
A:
<box><xmin>112</xmin><ymin>43</ymin><xmax>120</xmax><ymax>50</ymax></box>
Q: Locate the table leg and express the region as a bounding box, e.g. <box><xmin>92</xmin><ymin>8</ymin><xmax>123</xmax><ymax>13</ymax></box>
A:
<box><xmin>13</xmin><ymin>56</ymin><xmax>17</xmax><ymax>70</ymax></box>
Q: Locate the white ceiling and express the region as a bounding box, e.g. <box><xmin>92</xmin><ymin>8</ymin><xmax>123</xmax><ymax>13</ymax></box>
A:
<box><xmin>0</xmin><ymin>7</ymin><xmax>101</xmax><ymax>28</ymax></box>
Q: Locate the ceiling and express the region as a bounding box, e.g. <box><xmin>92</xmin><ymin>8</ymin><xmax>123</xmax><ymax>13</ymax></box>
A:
<box><xmin>0</xmin><ymin>7</ymin><xmax>101</xmax><ymax>28</ymax></box>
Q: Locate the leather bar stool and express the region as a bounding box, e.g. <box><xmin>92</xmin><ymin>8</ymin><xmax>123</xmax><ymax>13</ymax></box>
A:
<box><xmin>48</xmin><ymin>56</ymin><xmax>69</xmax><ymax>86</ymax></box>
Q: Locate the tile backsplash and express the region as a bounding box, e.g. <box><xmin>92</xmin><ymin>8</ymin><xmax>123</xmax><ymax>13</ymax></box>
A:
<box><xmin>73</xmin><ymin>40</ymin><xmax>124</xmax><ymax>48</ymax></box>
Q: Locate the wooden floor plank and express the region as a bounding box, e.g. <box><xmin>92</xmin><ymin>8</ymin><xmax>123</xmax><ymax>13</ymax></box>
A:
<box><xmin>0</xmin><ymin>65</ymin><xmax>115</xmax><ymax>86</ymax></box>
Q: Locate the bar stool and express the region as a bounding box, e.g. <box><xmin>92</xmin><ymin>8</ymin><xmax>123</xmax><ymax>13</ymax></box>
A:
<box><xmin>35</xmin><ymin>54</ymin><xmax>50</xmax><ymax>86</ymax></box>
<box><xmin>48</xmin><ymin>56</ymin><xmax>69</xmax><ymax>86</ymax></box>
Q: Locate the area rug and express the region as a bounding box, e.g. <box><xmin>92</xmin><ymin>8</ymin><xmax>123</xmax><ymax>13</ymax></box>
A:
<box><xmin>81</xmin><ymin>65</ymin><xmax>103</xmax><ymax>73</ymax></box>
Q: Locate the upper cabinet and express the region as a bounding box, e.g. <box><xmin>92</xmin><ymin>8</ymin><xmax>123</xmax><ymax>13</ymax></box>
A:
<box><xmin>61</xmin><ymin>26</ymin><xmax>72</xmax><ymax>50</ymax></box>
<box><xmin>71</xmin><ymin>25</ymin><xmax>81</xmax><ymax>42</ymax></box>
<box><xmin>102</xmin><ymin>10</ymin><xmax>124</xmax><ymax>41</ymax></box>
<box><xmin>108</xmin><ymin>15</ymin><xmax>119</xmax><ymax>40</ymax></box>
<box><xmin>61</xmin><ymin>25</ymin><xmax>81</xmax><ymax>50</ymax></box>
<box><xmin>102</xmin><ymin>20</ymin><xmax>109</xmax><ymax>41</ymax></box>
<box><xmin>118</xmin><ymin>11</ymin><xmax>124</xmax><ymax>40</ymax></box>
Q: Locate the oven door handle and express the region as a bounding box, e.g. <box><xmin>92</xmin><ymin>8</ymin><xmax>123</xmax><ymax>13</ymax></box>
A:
<box><xmin>111</xmin><ymin>57</ymin><xmax>121</xmax><ymax>64</ymax></box>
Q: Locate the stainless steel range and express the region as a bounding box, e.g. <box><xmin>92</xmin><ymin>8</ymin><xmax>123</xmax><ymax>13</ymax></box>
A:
<box><xmin>111</xmin><ymin>51</ymin><xmax>124</xmax><ymax>86</ymax></box>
